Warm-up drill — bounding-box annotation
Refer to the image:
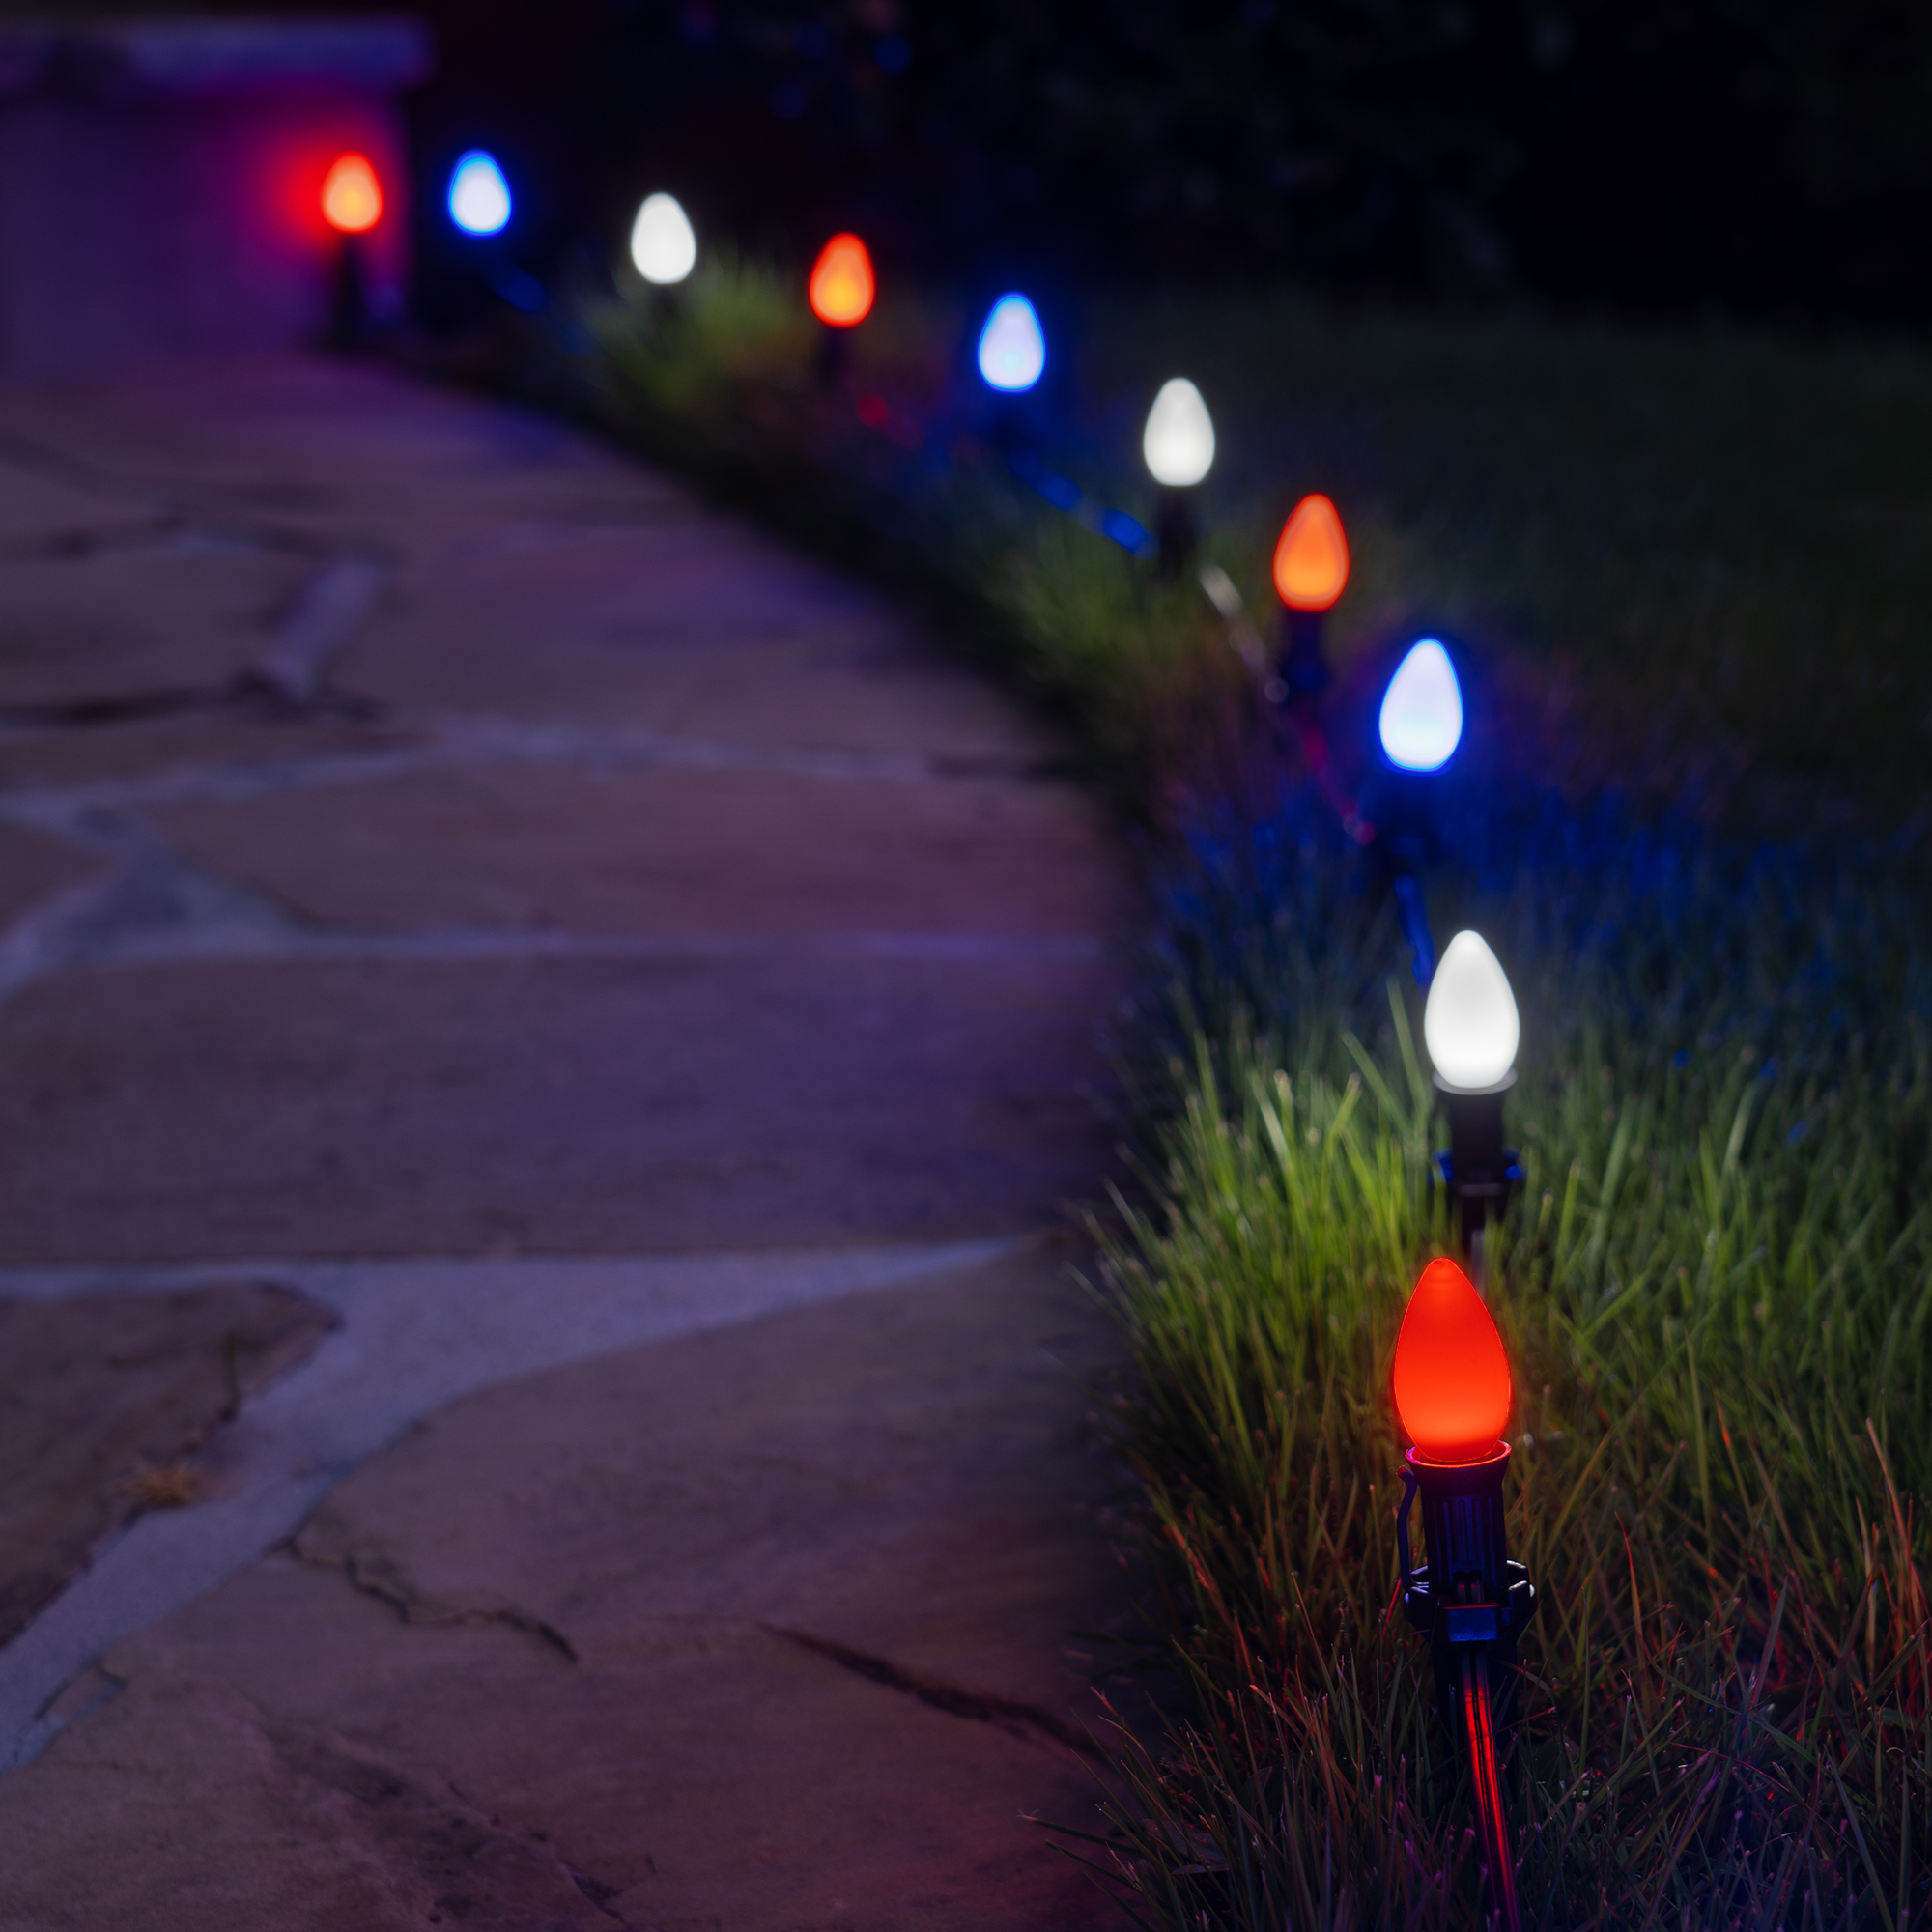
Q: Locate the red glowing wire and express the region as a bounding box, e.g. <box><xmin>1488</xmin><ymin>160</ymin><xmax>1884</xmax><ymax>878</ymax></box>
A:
<box><xmin>1461</xmin><ymin>1651</ymin><xmax>1522</xmax><ymax>1932</ymax></box>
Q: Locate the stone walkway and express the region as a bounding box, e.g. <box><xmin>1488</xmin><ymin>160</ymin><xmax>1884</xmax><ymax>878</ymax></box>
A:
<box><xmin>0</xmin><ymin>358</ymin><xmax>1132</xmax><ymax>1929</ymax></box>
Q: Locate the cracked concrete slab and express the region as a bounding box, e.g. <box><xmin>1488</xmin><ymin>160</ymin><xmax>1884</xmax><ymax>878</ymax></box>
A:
<box><xmin>360</xmin><ymin>611</ymin><xmax>1056</xmax><ymax>765</ymax></box>
<box><xmin>0</xmin><ymin>463</ymin><xmax>128</xmax><ymax>547</ymax></box>
<box><xmin>148</xmin><ymin>762</ymin><xmax>1122</xmax><ymax>939</ymax></box>
<box><xmin>0</xmin><ymin>358</ymin><xmax>1059</xmax><ymax>762</ymax></box>
<box><xmin>0</xmin><ymin>546</ymin><xmax>312</xmax><ymax>711</ymax></box>
<box><xmin>0</xmin><ymin>1237</ymin><xmax>1023</xmax><ymax>1773</ymax></box>
<box><xmin>0</xmin><ymin>819</ymin><xmax>99</xmax><ymax>929</ymax></box>
<box><xmin>0</xmin><ymin>1248</ymin><xmax>1128</xmax><ymax>1932</ymax></box>
<box><xmin>0</xmin><ymin>355</ymin><xmax>1134</xmax><ymax>1926</ymax></box>
<box><xmin>0</xmin><ymin>707</ymin><xmax>422</xmax><ymax>794</ymax></box>
<box><xmin>0</xmin><ymin>952</ymin><xmax>1114</xmax><ymax>1261</ymax></box>
<box><xmin>0</xmin><ymin>1280</ymin><xmax>334</xmax><ymax>1647</ymax></box>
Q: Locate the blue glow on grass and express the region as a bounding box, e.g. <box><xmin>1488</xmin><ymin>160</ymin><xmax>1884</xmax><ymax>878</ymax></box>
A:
<box><xmin>1037</xmin><ymin>469</ymin><xmax>1079</xmax><ymax>511</ymax></box>
<box><xmin>490</xmin><ymin>264</ymin><xmax>546</xmax><ymax>313</ymax></box>
<box><xmin>1378</xmin><ymin>638</ymin><xmax>1464</xmax><ymax>772</ymax></box>
<box><xmin>977</xmin><ymin>294</ymin><xmax>1045</xmax><ymax>392</ymax></box>
<box><xmin>1099</xmin><ymin>507</ymin><xmax>1153</xmax><ymax>555</ymax></box>
<box><xmin>449</xmin><ymin>152</ymin><xmax>511</xmax><ymax>236</ymax></box>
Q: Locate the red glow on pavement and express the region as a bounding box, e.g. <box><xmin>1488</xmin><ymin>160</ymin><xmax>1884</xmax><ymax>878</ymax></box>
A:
<box><xmin>809</xmin><ymin>234</ymin><xmax>874</xmax><ymax>327</ymax></box>
<box><xmin>321</xmin><ymin>153</ymin><xmax>383</xmax><ymax>234</ymax></box>
<box><xmin>1392</xmin><ymin>1258</ymin><xmax>1512</xmax><ymax>1463</ymax></box>
<box><xmin>1272</xmin><ymin>493</ymin><xmax>1350</xmax><ymax>611</ymax></box>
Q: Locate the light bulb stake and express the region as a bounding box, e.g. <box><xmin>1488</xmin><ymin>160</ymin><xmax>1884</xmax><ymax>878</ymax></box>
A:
<box><xmin>326</xmin><ymin>235</ymin><xmax>373</xmax><ymax>354</ymax></box>
<box><xmin>1363</xmin><ymin>759</ymin><xmax>1446</xmax><ymax>987</ymax></box>
<box><xmin>1152</xmin><ymin>486</ymin><xmax>1200</xmax><ymax>579</ymax></box>
<box><xmin>814</xmin><ymin>323</ymin><xmax>851</xmax><ymax>391</ymax></box>
<box><xmin>1397</xmin><ymin>1444</ymin><xmax>1533</xmax><ymax>1932</ymax></box>
<box><xmin>1276</xmin><ymin>608</ymin><xmax>1329</xmax><ymax>703</ymax></box>
<box><xmin>1368</xmin><ymin>764</ymin><xmax>1445</xmax><ymax>868</ymax></box>
<box><xmin>1433</xmin><ymin>1072</ymin><xmax>1521</xmax><ymax>1258</ymax></box>
<box><xmin>980</xmin><ymin>388</ymin><xmax>1036</xmax><ymax>456</ymax></box>
<box><xmin>644</xmin><ymin>283</ymin><xmax>687</xmax><ymax>327</ymax></box>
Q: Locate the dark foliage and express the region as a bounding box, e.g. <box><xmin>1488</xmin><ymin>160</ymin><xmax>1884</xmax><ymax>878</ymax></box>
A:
<box><xmin>242</xmin><ymin>0</ymin><xmax>1932</xmax><ymax>325</ymax></box>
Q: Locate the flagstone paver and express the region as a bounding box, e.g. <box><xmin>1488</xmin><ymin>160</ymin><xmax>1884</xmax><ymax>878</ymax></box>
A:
<box><xmin>0</xmin><ymin>356</ymin><xmax>1134</xmax><ymax>1929</ymax></box>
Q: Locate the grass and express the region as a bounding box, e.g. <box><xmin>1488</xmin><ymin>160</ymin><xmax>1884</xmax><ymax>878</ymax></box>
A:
<box><xmin>1077</xmin><ymin>296</ymin><xmax>1932</xmax><ymax>818</ymax></box>
<box><xmin>579</xmin><ymin>257</ymin><xmax>1264</xmax><ymax>797</ymax></box>
<box><xmin>1087</xmin><ymin>881</ymin><xmax>1931</xmax><ymax>1926</ymax></box>
<box><xmin>579</xmin><ymin>258</ymin><xmax>1932</xmax><ymax>822</ymax></box>
<box><xmin>575</xmin><ymin>260</ymin><xmax>1932</xmax><ymax>1928</ymax></box>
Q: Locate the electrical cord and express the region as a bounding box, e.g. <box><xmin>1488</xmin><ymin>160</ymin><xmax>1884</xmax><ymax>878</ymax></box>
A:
<box><xmin>1461</xmin><ymin>1647</ymin><xmax>1523</xmax><ymax>1932</ymax></box>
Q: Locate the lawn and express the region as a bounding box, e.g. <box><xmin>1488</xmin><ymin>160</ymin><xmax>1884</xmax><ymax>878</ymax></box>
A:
<box><xmin>1083</xmin><ymin>295</ymin><xmax>1932</xmax><ymax>817</ymax></box>
<box><xmin>579</xmin><ymin>260</ymin><xmax>1932</xmax><ymax>1929</ymax></box>
<box><xmin>584</xmin><ymin>259</ymin><xmax>1932</xmax><ymax>820</ymax></box>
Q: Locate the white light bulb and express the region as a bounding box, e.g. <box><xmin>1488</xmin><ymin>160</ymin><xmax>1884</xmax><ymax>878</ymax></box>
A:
<box><xmin>977</xmin><ymin>294</ymin><xmax>1045</xmax><ymax>392</ymax></box>
<box><xmin>1142</xmin><ymin>377</ymin><xmax>1215</xmax><ymax>487</ymax></box>
<box><xmin>448</xmin><ymin>152</ymin><xmax>512</xmax><ymax>237</ymax></box>
<box><xmin>630</xmin><ymin>192</ymin><xmax>697</xmax><ymax>285</ymax></box>
<box><xmin>1378</xmin><ymin>638</ymin><xmax>1463</xmax><ymax>772</ymax></box>
<box><xmin>1424</xmin><ymin>931</ymin><xmax>1520</xmax><ymax>1091</ymax></box>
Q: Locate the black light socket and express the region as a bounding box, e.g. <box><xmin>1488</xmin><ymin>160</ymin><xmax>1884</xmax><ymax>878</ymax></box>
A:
<box><xmin>1277</xmin><ymin>607</ymin><xmax>1329</xmax><ymax>700</ymax></box>
<box><xmin>327</xmin><ymin>236</ymin><xmax>372</xmax><ymax>353</ymax></box>
<box><xmin>1398</xmin><ymin>1445</ymin><xmax>1536</xmax><ymax>1734</ymax></box>
<box><xmin>814</xmin><ymin>323</ymin><xmax>852</xmax><ymax>390</ymax></box>
<box><xmin>1435</xmin><ymin>1071</ymin><xmax>1520</xmax><ymax>1254</ymax></box>
<box><xmin>1367</xmin><ymin>764</ymin><xmax>1445</xmax><ymax>867</ymax></box>
<box><xmin>1153</xmin><ymin>486</ymin><xmax>1199</xmax><ymax>577</ymax></box>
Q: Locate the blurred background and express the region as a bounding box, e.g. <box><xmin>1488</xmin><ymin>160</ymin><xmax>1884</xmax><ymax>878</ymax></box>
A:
<box><xmin>19</xmin><ymin>0</ymin><xmax>1932</xmax><ymax>326</ymax></box>
<box><xmin>7</xmin><ymin>1</ymin><xmax>1930</xmax><ymax>819</ymax></box>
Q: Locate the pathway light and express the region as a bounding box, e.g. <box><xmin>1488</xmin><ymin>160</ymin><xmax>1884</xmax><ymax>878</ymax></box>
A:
<box><xmin>320</xmin><ymin>154</ymin><xmax>382</xmax><ymax>351</ymax></box>
<box><xmin>1272</xmin><ymin>492</ymin><xmax>1349</xmax><ymax>612</ymax></box>
<box><xmin>809</xmin><ymin>233</ymin><xmax>874</xmax><ymax>387</ymax></box>
<box><xmin>1378</xmin><ymin>638</ymin><xmax>1463</xmax><ymax>773</ymax></box>
<box><xmin>1142</xmin><ymin>378</ymin><xmax>1214</xmax><ymax>487</ymax></box>
<box><xmin>1392</xmin><ymin>1255</ymin><xmax>1532</xmax><ymax>1932</ymax></box>
<box><xmin>449</xmin><ymin>152</ymin><xmax>512</xmax><ymax>236</ymax></box>
<box><xmin>1392</xmin><ymin>1256</ymin><xmax>1512</xmax><ymax>1463</ymax></box>
<box><xmin>1269</xmin><ymin>493</ymin><xmax>1348</xmax><ymax>703</ymax></box>
<box><xmin>630</xmin><ymin>192</ymin><xmax>696</xmax><ymax>285</ymax></box>
<box><xmin>1424</xmin><ymin>930</ymin><xmax>1521</xmax><ymax>1259</ymax></box>
<box><xmin>321</xmin><ymin>153</ymin><xmax>382</xmax><ymax>235</ymax></box>
<box><xmin>1143</xmin><ymin>378</ymin><xmax>1214</xmax><ymax>573</ymax></box>
<box><xmin>1425</xmin><ymin>930</ymin><xmax>1518</xmax><ymax>1093</ymax></box>
<box><xmin>1370</xmin><ymin>639</ymin><xmax>1464</xmax><ymax>979</ymax></box>
<box><xmin>976</xmin><ymin>294</ymin><xmax>1045</xmax><ymax>393</ymax></box>
<box><xmin>809</xmin><ymin>233</ymin><xmax>874</xmax><ymax>327</ymax></box>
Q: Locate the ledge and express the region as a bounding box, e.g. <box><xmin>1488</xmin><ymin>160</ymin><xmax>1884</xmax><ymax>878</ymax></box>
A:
<box><xmin>0</xmin><ymin>15</ymin><xmax>432</xmax><ymax>99</ymax></box>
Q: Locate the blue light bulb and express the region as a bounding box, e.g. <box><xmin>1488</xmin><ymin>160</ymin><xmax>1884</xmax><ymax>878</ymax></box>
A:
<box><xmin>977</xmin><ymin>294</ymin><xmax>1045</xmax><ymax>393</ymax></box>
<box><xmin>448</xmin><ymin>152</ymin><xmax>512</xmax><ymax>237</ymax></box>
<box><xmin>1378</xmin><ymin>638</ymin><xmax>1463</xmax><ymax>772</ymax></box>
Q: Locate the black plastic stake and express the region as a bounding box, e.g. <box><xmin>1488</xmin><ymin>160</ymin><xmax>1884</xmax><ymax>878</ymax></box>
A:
<box><xmin>1397</xmin><ymin>1446</ymin><xmax>1536</xmax><ymax>1926</ymax></box>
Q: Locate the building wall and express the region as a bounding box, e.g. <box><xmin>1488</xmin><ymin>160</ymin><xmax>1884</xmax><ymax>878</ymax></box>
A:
<box><xmin>0</xmin><ymin>18</ymin><xmax>428</xmax><ymax>382</ymax></box>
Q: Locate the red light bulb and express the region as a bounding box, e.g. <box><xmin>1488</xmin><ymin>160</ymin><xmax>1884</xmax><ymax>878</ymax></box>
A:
<box><xmin>1272</xmin><ymin>493</ymin><xmax>1350</xmax><ymax>611</ymax></box>
<box><xmin>1391</xmin><ymin>1258</ymin><xmax>1512</xmax><ymax>1463</ymax></box>
<box><xmin>322</xmin><ymin>153</ymin><xmax>383</xmax><ymax>236</ymax></box>
<box><xmin>809</xmin><ymin>233</ymin><xmax>874</xmax><ymax>327</ymax></box>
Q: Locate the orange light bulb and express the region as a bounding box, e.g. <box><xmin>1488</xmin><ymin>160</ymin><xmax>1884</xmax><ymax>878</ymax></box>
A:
<box><xmin>1272</xmin><ymin>493</ymin><xmax>1350</xmax><ymax>611</ymax></box>
<box><xmin>1391</xmin><ymin>1258</ymin><xmax>1512</xmax><ymax>1463</ymax></box>
<box><xmin>809</xmin><ymin>233</ymin><xmax>875</xmax><ymax>327</ymax></box>
<box><xmin>322</xmin><ymin>153</ymin><xmax>383</xmax><ymax>236</ymax></box>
